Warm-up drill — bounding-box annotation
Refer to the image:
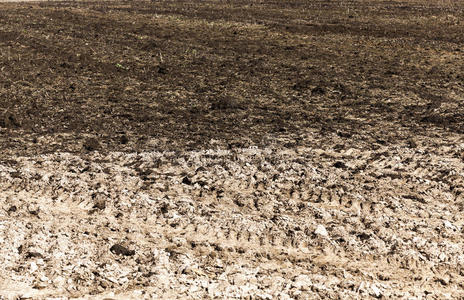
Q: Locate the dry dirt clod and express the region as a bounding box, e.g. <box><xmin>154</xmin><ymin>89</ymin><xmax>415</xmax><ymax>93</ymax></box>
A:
<box><xmin>28</xmin><ymin>207</ymin><xmax>40</xmax><ymax>216</ymax></box>
<box><xmin>92</xmin><ymin>193</ymin><xmax>107</xmax><ymax>210</ymax></box>
<box><xmin>0</xmin><ymin>111</ymin><xmax>20</xmax><ymax>128</ymax></box>
<box><xmin>120</xmin><ymin>135</ymin><xmax>129</xmax><ymax>144</ymax></box>
<box><xmin>333</xmin><ymin>161</ymin><xmax>346</xmax><ymax>169</ymax></box>
<box><xmin>311</xmin><ymin>86</ymin><xmax>325</xmax><ymax>95</ymax></box>
<box><xmin>210</xmin><ymin>96</ymin><xmax>242</xmax><ymax>110</ymax></box>
<box><xmin>157</xmin><ymin>66</ymin><xmax>167</xmax><ymax>74</ymax></box>
<box><xmin>83</xmin><ymin>138</ymin><xmax>100</xmax><ymax>151</ymax></box>
<box><xmin>182</xmin><ymin>176</ymin><xmax>192</xmax><ymax>185</ymax></box>
<box><xmin>9</xmin><ymin>171</ymin><xmax>22</xmax><ymax>179</ymax></box>
<box><xmin>110</xmin><ymin>244</ymin><xmax>135</xmax><ymax>257</ymax></box>
<box><xmin>25</xmin><ymin>252</ymin><xmax>44</xmax><ymax>259</ymax></box>
<box><xmin>7</xmin><ymin>205</ymin><xmax>17</xmax><ymax>213</ymax></box>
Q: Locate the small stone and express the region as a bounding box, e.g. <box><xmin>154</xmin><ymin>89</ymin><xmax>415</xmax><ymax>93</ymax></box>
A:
<box><xmin>314</xmin><ymin>225</ymin><xmax>328</xmax><ymax>237</ymax></box>
<box><xmin>439</xmin><ymin>252</ymin><xmax>447</xmax><ymax>262</ymax></box>
<box><xmin>435</xmin><ymin>275</ymin><xmax>450</xmax><ymax>285</ymax></box>
<box><xmin>25</xmin><ymin>251</ymin><xmax>43</xmax><ymax>259</ymax></box>
<box><xmin>92</xmin><ymin>193</ymin><xmax>106</xmax><ymax>210</ymax></box>
<box><xmin>371</xmin><ymin>283</ymin><xmax>382</xmax><ymax>298</ymax></box>
<box><xmin>443</xmin><ymin>220</ymin><xmax>456</xmax><ymax>231</ymax></box>
<box><xmin>182</xmin><ymin>176</ymin><xmax>192</xmax><ymax>185</ymax></box>
<box><xmin>333</xmin><ymin>161</ymin><xmax>346</xmax><ymax>169</ymax></box>
<box><xmin>110</xmin><ymin>244</ymin><xmax>135</xmax><ymax>256</ymax></box>
<box><xmin>28</xmin><ymin>207</ymin><xmax>40</xmax><ymax>216</ymax></box>
<box><xmin>30</xmin><ymin>262</ymin><xmax>38</xmax><ymax>273</ymax></box>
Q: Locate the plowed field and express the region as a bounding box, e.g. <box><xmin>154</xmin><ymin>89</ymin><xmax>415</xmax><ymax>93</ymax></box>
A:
<box><xmin>1</xmin><ymin>0</ymin><xmax>464</xmax><ymax>298</ymax></box>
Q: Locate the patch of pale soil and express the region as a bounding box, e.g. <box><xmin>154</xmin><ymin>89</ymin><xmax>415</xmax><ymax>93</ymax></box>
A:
<box><xmin>1</xmin><ymin>133</ymin><xmax>464</xmax><ymax>299</ymax></box>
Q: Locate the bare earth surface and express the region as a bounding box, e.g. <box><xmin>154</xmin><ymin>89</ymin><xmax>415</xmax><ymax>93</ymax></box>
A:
<box><xmin>1</xmin><ymin>0</ymin><xmax>464</xmax><ymax>299</ymax></box>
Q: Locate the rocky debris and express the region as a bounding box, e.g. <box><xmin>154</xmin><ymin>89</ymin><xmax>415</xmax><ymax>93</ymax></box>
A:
<box><xmin>210</xmin><ymin>95</ymin><xmax>243</xmax><ymax>110</ymax></box>
<box><xmin>7</xmin><ymin>205</ymin><xmax>17</xmax><ymax>213</ymax></box>
<box><xmin>333</xmin><ymin>161</ymin><xmax>346</xmax><ymax>169</ymax></box>
<box><xmin>25</xmin><ymin>251</ymin><xmax>43</xmax><ymax>259</ymax></box>
<box><xmin>314</xmin><ymin>224</ymin><xmax>328</xmax><ymax>237</ymax></box>
<box><xmin>110</xmin><ymin>244</ymin><xmax>135</xmax><ymax>257</ymax></box>
<box><xmin>182</xmin><ymin>176</ymin><xmax>192</xmax><ymax>185</ymax></box>
<box><xmin>92</xmin><ymin>193</ymin><xmax>107</xmax><ymax>210</ymax></box>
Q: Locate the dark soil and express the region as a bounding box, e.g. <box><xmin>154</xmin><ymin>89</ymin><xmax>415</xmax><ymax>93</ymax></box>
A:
<box><xmin>0</xmin><ymin>0</ymin><xmax>463</xmax><ymax>157</ymax></box>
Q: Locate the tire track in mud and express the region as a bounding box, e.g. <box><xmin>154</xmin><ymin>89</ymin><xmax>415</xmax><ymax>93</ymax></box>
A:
<box><xmin>1</xmin><ymin>139</ymin><xmax>464</xmax><ymax>298</ymax></box>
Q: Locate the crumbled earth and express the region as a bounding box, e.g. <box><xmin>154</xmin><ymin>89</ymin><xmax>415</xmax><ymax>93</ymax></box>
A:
<box><xmin>1</xmin><ymin>0</ymin><xmax>464</xmax><ymax>299</ymax></box>
<box><xmin>2</xmin><ymin>133</ymin><xmax>464</xmax><ymax>299</ymax></box>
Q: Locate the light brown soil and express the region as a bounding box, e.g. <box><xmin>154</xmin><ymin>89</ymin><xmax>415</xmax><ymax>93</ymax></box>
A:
<box><xmin>1</xmin><ymin>0</ymin><xmax>464</xmax><ymax>298</ymax></box>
